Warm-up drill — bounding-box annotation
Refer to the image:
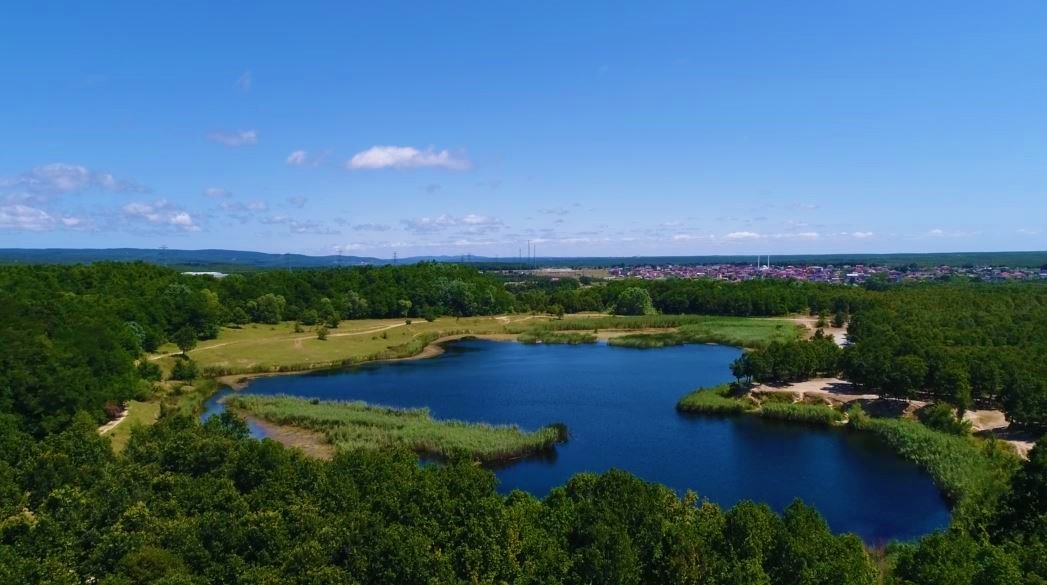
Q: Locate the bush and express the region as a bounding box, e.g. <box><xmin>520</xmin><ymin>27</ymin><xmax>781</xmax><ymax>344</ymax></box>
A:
<box><xmin>137</xmin><ymin>360</ymin><xmax>163</xmax><ymax>381</ymax></box>
<box><xmin>918</xmin><ymin>403</ymin><xmax>972</xmax><ymax>436</ymax></box>
<box><xmin>170</xmin><ymin>359</ymin><xmax>199</xmax><ymax>381</ymax></box>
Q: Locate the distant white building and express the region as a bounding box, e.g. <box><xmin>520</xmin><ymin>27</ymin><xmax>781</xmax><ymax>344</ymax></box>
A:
<box><xmin>182</xmin><ymin>271</ymin><xmax>228</xmax><ymax>279</ymax></box>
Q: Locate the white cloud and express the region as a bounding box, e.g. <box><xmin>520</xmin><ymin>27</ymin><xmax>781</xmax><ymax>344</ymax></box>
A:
<box><xmin>793</xmin><ymin>232</ymin><xmax>820</xmax><ymax>240</ymax></box>
<box><xmin>0</xmin><ymin>204</ymin><xmax>55</xmax><ymax>231</ymax></box>
<box><xmin>928</xmin><ymin>228</ymin><xmax>945</xmax><ymax>237</ymax></box>
<box><xmin>347</xmin><ymin>146</ymin><xmax>469</xmax><ymax>170</ymax></box>
<box><xmin>122</xmin><ymin>200</ymin><xmax>201</xmax><ymax>231</ymax></box>
<box><xmin>851</xmin><ymin>231</ymin><xmax>874</xmax><ymax>239</ymax></box>
<box><xmin>286</xmin><ymin>195</ymin><xmax>308</xmax><ymax>209</ymax></box>
<box><xmin>286</xmin><ymin>150</ymin><xmax>308</xmax><ymax>166</ymax></box>
<box><xmin>207</xmin><ymin>130</ymin><xmax>258</xmax><ymax>147</ymax></box>
<box><xmin>726</xmin><ymin>231</ymin><xmax>761</xmax><ymax>240</ymax></box>
<box><xmin>1017</xmin><ymin>228</ymin><xmax>1041</xmax><ymax>236</ymax></box>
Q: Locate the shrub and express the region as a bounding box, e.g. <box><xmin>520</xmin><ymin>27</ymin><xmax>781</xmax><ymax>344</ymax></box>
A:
<box><xmin>918</xmin><ymin>403</ymin><xmax>972</xmax><ymax>436</ymax></box>
<box><xmin>170</xmin><ymin>359</ymin><xmax>199</xmax><ymax>381</ymax></box>
<box><xmin>137</xmin><ymin>360</ymin><xmax>163</xmax><ymax>381</ymax></box>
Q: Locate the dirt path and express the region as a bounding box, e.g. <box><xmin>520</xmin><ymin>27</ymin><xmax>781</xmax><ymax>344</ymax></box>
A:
<box><xmin>97</xmin><ymin>407</ymin><xmax>130</xmax><ymax>434</ymax></box>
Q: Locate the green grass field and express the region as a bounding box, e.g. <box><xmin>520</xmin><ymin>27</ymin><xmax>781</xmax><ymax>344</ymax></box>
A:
<box><xmin>104</xmin><ymin>400</ymin><xmax>161</xmax><ymax>451</ymax></box>
<box><xmin>227</xmin><ymin>394</ymin><xmax>567</xmax><ymax>463</ymax></box>
<box><xmin>514</xmin><ymin>315</ymin><xmax>805</xmax><ymax>349</ymax></box>
<box><xmin>155</xmin><ymin>316</ymin><xmax>520</xmax><ymax>375</ymax></box>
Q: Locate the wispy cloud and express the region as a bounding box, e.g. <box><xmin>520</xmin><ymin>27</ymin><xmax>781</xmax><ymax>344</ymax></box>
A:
<box><xmin>236</xmin><ymin>70</ymin><xmax>252</xmax><ymax>92</ymax></box>
<box><xmin>286</xmin><ymin>150</ymin><xmax>308</xmax><ymax>166</ymax></box>
<box><xmin>1</xmin><ymin>163</ymin><xmax>146</xmax><ymax>201</ymax></box>
<box><xmin>347</xmin><ymin>146</ymin><xmax>469</xmax><ymax>170</ymax></box>
<box><xmin>539</xmin><ymin>207</ymin><xmax>571</xmax><ymax>216</ymax></box>
<box><xmin>402</xmin><ymin>213</ymin><xmax>504</xmax><ymax>234</ymax></box>
<box><xmin>204</xmin><ymin>187</ymin><xmax>231</xmax><ymax>198</ymax></box>
<box><xmin>726</xmin><ymin>231</ymin><xmax>761</xmax><ymax>240</ymax></box>
<box><xmin>286</xmin><ymin>195</ymin><xmax>308</xmax><ymax>209</ymax></box>
<box><xmin>353</xmin><ymin>223</ymin><xmax>392</xmax><ymax>232</ymax></box>
<box><xmin>207</xmin><ymin>129</ymin><xmax>258</xmax><ymax>147</ymax></box>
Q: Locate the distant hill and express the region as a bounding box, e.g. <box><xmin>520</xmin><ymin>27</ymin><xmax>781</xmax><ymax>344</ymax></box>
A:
<box><xmin>0</xmin><ymin>248</ymin><xmax>1043</xmax><ymax>271</ymax></box>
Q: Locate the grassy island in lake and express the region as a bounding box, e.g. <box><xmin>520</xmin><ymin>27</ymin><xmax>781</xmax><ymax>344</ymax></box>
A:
<box><xmin>225</xmin><ymin>394</ymin><xmax>568</xmax><ymax>463</ymax></box>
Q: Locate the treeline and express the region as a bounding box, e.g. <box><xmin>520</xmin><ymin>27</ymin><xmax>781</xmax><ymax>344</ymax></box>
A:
<box><xmin>731</xmin><ymin>332</ymin><xmax>842</xmax><ymax>384</ymax></box>
<box><xmin>841</xmin><ymin>284</ymin><xmax>1047</xmax><ymax>426</ymax></box>
<box><xmin>513</xmin><ymin>276</ymin><xmax>869</xmax><ymax>317</ymax></box>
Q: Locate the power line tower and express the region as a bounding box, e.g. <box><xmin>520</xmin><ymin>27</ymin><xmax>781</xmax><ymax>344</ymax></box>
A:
<box><xmin>159</xmin><ymin>245</ymin><xmax>168</xmax><ymax>266</ymax></box>
<box><xmin>393</xmin><ymin>251</ymin><xmax>398</xmax><ymax>266</ymax></box>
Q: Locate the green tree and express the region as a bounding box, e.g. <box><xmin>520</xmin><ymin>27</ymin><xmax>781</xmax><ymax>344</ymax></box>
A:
<box><xmin>172</xmin><ymin>326</ymin><xmax>197</xmax><ymax>356</ymax></box>
<box><xmin>614</xmin><ymin>287</ymin><xmax>655</xmax><ymax>316</ymax></box>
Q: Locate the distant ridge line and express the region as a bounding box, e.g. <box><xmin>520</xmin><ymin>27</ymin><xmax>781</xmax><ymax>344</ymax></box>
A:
<box><xmin>0</xmin><ymin>248</ymin><xmax>1044</xmax><ymax>270</ymax></box>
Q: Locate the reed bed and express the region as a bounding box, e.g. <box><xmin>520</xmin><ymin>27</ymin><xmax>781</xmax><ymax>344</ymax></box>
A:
<box><xmin>758</xmin><ymin>402</ymin><xmax>843</xmax><ymax>425</ymax></box>
<box><xmin>846</xmin><ymin>406</ymin><xmax>1020</xmax><ymax>525</ymax></box>
<box><xmin>227</xmin><ymin>394</ymin><xmax>567</xmax><ymax>463</ymax></box>
<box><xmin>517</xmin><ymin>331</ymin><xmax>597</xmax><ymax>345</ymax></box>
<box><xmin>676</xmin><ymin>384</ymin><xmax>750</xmax><ymax>414</ymax></box>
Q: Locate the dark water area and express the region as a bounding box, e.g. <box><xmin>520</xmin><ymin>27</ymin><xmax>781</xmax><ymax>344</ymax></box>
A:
<box><xmin>203</xmin><ymin>339</ymin><xmax>950</xmax><ymax>542</ymax></box>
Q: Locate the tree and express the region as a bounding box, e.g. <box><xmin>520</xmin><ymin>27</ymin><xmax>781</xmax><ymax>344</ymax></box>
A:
<box><xmin>614</xmin><ymin>287</ymin><xmax>655</xmax><ymax>316</ymax></box>
<box><xmin>316</xmin><ymin>324</ymin><xmax>329</xmax><ymax>341</ymax></box>
<box><xmin>252</xmin><ymin>293</ymin><xmax>286</xmax><ymax>324</ymax></box>
<box><xmin>172</xmin><ymin>326</ymin><xmax>197</xmax><ymax>356</ymax></box>
<box><xmin>398</xmin><ymin>299</ymin><xmax>413</xmax><ymax>317</ymax></box>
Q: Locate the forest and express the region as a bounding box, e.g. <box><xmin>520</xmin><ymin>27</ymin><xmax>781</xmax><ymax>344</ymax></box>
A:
<box><xmin>0</xmin><ymin>261</ymin><xmax>1045</xmax><ymax>583</ymax></box>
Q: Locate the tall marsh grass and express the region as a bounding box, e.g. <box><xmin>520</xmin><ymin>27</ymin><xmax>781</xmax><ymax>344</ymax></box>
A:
<box><xmin>759</xmin><ymin>402</ymin><xmax>843</xmax><ymax>425</ymax></box>
<box><xmin>846</xmin><ymin>406</ymin><xmax>1020</xmax><ymax>526</ymax></box>
<box><xmin>676</xmin><ymin>384</ymin><xmax>750</xmax><ymax>414</ymax></box>
<box><xmin>227</xmin><ymin>394</ymin><xmax>567</xmax><ymax>463</ymax></box>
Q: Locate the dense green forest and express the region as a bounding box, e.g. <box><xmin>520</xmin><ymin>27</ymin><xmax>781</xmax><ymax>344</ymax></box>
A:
<box><xmin>1</xmin><ymin>261</ymin><xmax>1046</xmax><ymax>583</ymax></box>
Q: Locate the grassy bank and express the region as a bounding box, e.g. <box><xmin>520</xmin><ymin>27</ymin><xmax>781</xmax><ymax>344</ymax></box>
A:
<box><xmin>759</xmin><ymin>402</ymin><xmax>843</xmax><ymax>425</ymax></box>
<box><xmin>678</xmin><ymin>383</ymin><xmax>1022</xmax><ymax>526</ymax></box>
<box><xmin>518</xmin><ymin>330</ymin><xmax>597</xmax><ymax>344</ymax></box>
<box><xmin>514</xmin><ymin>315</ymin><xmax>805</xmax><ymax>349</ymax></box>
<box><xmin>847</xmin><ymin>406</ymin><xmax>1020</xmax><ymax>526</ymax></box>
<box><xmin>226</xmin><ymin>394</ymin><xmax>568</xmax><ymax>463</ymax></box>
<box><xmin>676</xmin><ymin>384</ymin><xmax>750</xmax><ymax>414</ymax></box>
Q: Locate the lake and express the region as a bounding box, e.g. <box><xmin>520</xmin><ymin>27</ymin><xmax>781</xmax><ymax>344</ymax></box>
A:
<box><xmin>204</xmin><ymin>338</ymin><xmax>950</xmax><ymax>542</ymax></box>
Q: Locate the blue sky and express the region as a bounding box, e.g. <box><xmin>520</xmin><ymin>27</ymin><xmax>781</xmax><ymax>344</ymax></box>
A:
<box><xmin>1</xmin><ymin>2</ymin><xmax>1045</xmax><ymax>257</ymax></box>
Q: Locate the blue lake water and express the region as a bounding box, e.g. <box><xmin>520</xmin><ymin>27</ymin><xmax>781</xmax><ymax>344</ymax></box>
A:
<box><xmin>203</xmin><ymin>339</ymin><xmax>950</xmax><ymax>542</ymax></box>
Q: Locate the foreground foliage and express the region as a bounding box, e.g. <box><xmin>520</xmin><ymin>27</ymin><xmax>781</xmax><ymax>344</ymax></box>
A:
<box><xmin>0</xmin><ymin>414</ymin><xmax>883</xmax><ymax>585</ymax></box>
<box><xmin>227</xmin><ymin>394</ymin><xmax>566</xmax><ymax>463</ymax></box>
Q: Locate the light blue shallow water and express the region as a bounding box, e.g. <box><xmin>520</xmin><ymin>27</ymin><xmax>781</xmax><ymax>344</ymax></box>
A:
<box><xmin>203</xmin><ymin>339</ymin><xmax>950</xmax><ymax>542</ymax></box>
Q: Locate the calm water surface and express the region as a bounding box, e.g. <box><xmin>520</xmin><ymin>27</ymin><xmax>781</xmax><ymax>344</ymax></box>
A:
<box><xmin>204</xmin><ymin>339</ymin><xmax>950</xmax><ymax>542</ymax></box>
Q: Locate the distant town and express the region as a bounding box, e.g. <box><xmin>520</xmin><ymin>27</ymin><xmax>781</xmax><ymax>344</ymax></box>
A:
<box><xmin>603</xmin><ymin>262</ymin><xmax>1047</xmax><ymax>283</ymax></box>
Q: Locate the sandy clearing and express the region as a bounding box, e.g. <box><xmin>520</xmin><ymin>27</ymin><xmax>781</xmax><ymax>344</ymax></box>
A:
<box><xmin>752</xmin><ymin>378</ymin><xmax>1035</xmax><ymax>458</ymax></box>
<box><xmin>785</xmin><ymin>316</ymin><xmax>848</xmax><ymax>347</ymax></box>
